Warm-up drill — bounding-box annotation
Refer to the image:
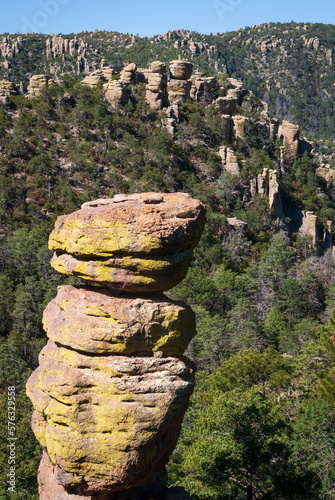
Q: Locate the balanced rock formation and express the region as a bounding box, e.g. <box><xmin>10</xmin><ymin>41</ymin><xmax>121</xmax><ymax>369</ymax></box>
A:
<box><xmin>27</xmin><ymin>192</ymin><xmax>205</xmax><ymax>499</ymax></box>
<box><xmin>49</xmin><ymin>192</ymin><xmax>205</xmax><ymax>293</ymax></box>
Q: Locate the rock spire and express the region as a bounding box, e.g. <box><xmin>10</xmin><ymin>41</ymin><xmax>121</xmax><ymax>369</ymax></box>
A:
<box><xmin>27</xmin><ymin>192</ymin><xmax>205</xmax><ymax>499</ymax></box>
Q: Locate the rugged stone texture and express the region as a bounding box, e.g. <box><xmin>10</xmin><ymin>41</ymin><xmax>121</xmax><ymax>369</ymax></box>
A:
<box><xmin>120</xmin><ymin>63</ymin><xmax>137</xmax><ymax>84</ymax></box>
<box><xmin>190</xmin><ymin>70</ymin><xmax>217</xmax><ymax>103</ymax></box>
<box><xmin>167</xmin><ymin>79</ymin><xmax>192</xmax><ymax>104</ymax></box>
<box><xmin>49</xmin><ymin>192</ymin><xmax>205</xmax><ymax>292</ymax></box>
<box><xmin>0</xmin><ymin>80</ymin><xmax>18</xmax><ymax>103</ymax></box>
<box><xmin>82</xmin><ymin>70</ymin><xmax>107</xmax><ymax>87</ymax></box>
<box><xmin>169</xmin><ymin>60</ymin><xmax>193</xmax><ymax>80</ymax></box>
<box><xmin>104</xmin><ymin>80</ymin><xmax>129</xmax><ymax>105</ymax></box>
<box><xmin>278</xmin><ymin>120</ymin><xmax>300</xmax><ymax>161</ymax></box>
<box><xmin>27</xmin><ymin>192</ymin><xmax>204</xmax><ymax>500</ymax></box>
<box><xmin>219</xmin><ymin>147</ymin><xmax>240</xmax><ymax>174</ymax></box>
<box><xmin>233</xmin><ymin>115</ymin><xmax>248</xmax><ymax>138</ymax></box>
<box><xmin>27</xmin><ymin>340</ymin><xmax>194</xmax><ymax>494</ymax></box>
<box><xmin>37</xmin><ymin>452</ymin><xmax>192</xmax><ymax>500</ymax></box>
<box><xmin>215</xmin><ymin>96</ymin><xmax>238</xmax><ymax>115</ymax></box>
<box><xmin>43</xmin><ymin>285</ymin><xmax>196</xmax><ymax>356</ymax></box>
<box><xmin>27</xmin><ymin>75</ymin><xmax>49</xmax><ymax>97</ymax></box>
<box><xmin>146</xmin><ymin>61</ymin><xmax>167</xmax><ymax>110</ymax></box>
<box><xmin>316</xmin><ymin>166</ymin><xmax>335</xmax><ymax>186</ymax></box>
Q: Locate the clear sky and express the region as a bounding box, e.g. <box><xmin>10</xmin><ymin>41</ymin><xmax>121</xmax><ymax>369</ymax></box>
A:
<box><xmin>1</xmin><ymin>0</ymin><xmax>335</xmax><ymax>37</ymax></box>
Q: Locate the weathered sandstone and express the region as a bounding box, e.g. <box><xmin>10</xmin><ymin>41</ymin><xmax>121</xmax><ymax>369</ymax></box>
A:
<box><xmin>27</xmin><ymin>340</ymin><xmax>194</xmax><ymax>493</ymax></box>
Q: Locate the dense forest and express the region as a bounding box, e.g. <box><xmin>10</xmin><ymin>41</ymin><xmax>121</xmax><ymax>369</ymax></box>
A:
<box><xmin>1</xmin><ymin>23</ymin><xmax>335</xmax><ymax>500</ymax></box>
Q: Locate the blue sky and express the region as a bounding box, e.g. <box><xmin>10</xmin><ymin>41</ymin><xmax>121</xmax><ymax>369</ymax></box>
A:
<box><xmin>2</xmin><ymin>0</ymin><xmax>335</xmax><ymax>36</ymax></box>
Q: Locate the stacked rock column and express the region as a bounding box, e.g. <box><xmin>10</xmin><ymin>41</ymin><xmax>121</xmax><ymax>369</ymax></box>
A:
<box><xmin>27</xmin><ymin>192</ymin><xmax>205</xmax><ymax>500</ymax></box>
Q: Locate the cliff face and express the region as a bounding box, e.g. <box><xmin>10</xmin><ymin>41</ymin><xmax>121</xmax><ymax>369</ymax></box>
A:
<box><xmin>26</xmin><ymin>192</ymin><xmax>205</xmax><ymax>499</ymax></box>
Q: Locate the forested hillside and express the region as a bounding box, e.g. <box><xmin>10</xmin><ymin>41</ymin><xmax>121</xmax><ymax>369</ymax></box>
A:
<box><xmin>1</xmin><ymin>22</ymin><xmax>335</xmax><ymax>140</ymax></box>
<box><xmin>1</xmin><ymin>25</ymin><xmax>335</xmax><ymax>499</ymax></box>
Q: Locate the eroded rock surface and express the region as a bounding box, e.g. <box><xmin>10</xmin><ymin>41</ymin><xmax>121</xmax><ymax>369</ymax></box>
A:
<box><xmin>49</xmin><ymin>192</ymin><xmax>205</xmax><ymax>292</ymax></box>
<box><xmin>43</xmin><ymin>285</ymin><xmax>196</xmax><ymax>356</ymax></box>
<box><xmin>27</xmin><ymin>192</ymin><xmax>205</xmax><ymax>499</ymax></box>
<box><xmin>27</xmin><ymin>341</ymin><xmax>194</xmax><ymax>493</ymax></box>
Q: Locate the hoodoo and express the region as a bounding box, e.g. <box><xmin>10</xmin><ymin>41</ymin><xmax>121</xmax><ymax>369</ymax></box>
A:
<box><xmin>26</xmin><ymin>192</ymin><xmax>205</xmax><ymax>499</ymax></box>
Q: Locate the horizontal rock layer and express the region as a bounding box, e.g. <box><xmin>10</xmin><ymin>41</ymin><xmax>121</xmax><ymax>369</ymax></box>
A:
<box><xmin>43</xmin><ymin>285</ymin><xmax>196</xmax><ymax>356</ymax></box>
<box><xmin>49</xmin><ymin>192</ymin><xmax>205</xmax><ymax>292</ymax></box>
<box><xmin>27</xmin><ymin>341</ymin><xmax>194</xmax><ymax>493</ymax></box>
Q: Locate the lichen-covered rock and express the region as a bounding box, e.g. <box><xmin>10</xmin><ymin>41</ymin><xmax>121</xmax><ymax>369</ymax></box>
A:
<box><xmin>49</xmin><ymin>192</ymin><xmax>205</xmax><ymax>292</ymax></box>
<box><xmin>43</xmin><ymin>285</ymin><xmax>196</xmax><ymax>356</ymax></box>
<box><xmin>27</xmin><ymin>340</ymin><xmax>194</xmax><ymax>493</ymax></box>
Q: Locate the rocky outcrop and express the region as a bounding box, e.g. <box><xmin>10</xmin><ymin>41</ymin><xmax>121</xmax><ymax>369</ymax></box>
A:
<box><xmin>49</xmin><ymin>192</ymin><xmax>205</xmax><ymax>292</ymax></box>
<box><xmin>27</xmin><ymin>192</ymin><xmax>205</xmax><ymax>499</ymax></box>
<box><xmin>103</xmin><ymin>80</ymin><xmax>129</xmax><ymax>105</ymax></box>
<box><xmin>120</xmin><ymin>63</ymin><xmax>137</xmax><ymax>84</ymax></box>
<box><xmin>0</xmin><ymin>80</ymin><xmax>18</xmax><ymax>104</ymax></box>
<box><xmin>216</xmin><ymin>95</ymin><xmax>238</xmax><ymax>115</ymax></box>
<box><xmin>169</xmin><ymin>60</ymin><xmax>193</xmax><ymax>80</ymax></box>
<box><xmin>146</xmin><ymin>61</ymin><xmax>167</xmax><ymax>110</ymax></box>
<box><xmin>251</xmin><ymin>168</ymin><xmax>282</xmax><ymax>216</ymax></box>
<box><xmin>316</xmin><ymin>166</ymin><xmax>335</xmax><ymax>186</ymax></box>
<box><xmin>278</xmin><ymin>120</ymin><xmax>300</xmax><ymax>160</ymax></box>
<box><xmin>219</xmin><ymin>146</ymin><xmax>240</xmax><ymax>174</ymax></box>
<box><xmin>299</xmin><ymin>211</ymin><xmax>332</xmax><ymax>252</ymax></box>
<box><xmin>233</xmin><ymin>115</ymin><xmax>248</xmax><ymax>138</ymax></box>
<box><xmin>190</xmin><ymin>70</ymin><xmax>217</xmax><ymax>104</ymax></box>
<box><xmin>167</xmin><ymin>60</ymin><xmax>193</xmax><ymax>104</ymax></box>
<box><xmin>27</xmin><ymin>75</ymin><xmax>49</xmax><ymax>97</ymax></box>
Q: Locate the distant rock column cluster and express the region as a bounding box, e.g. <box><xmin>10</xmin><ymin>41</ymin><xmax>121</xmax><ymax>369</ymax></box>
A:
<box><xmin>26</xmin><ymin>192</ymin><xmax>205</xmax><ymax>500</ymax></box>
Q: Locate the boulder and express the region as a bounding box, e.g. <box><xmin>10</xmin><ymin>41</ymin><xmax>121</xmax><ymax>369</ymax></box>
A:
<box><xmin>0</xmin><ymin>80</ymin><xmax>18</xmax><ymax>104</ymax></box>
<box><xmin>169</xmin><ymin>60</ymin><xmax>193</xmax><ymax>80</ymax></box>
<box><xmin>49</xmin><ymin>192</ymin><xmax>205</xmax><ymax>292</ymax></box>
<box><xmin>215</xmin><ymin>96</ymin><xmax>238</xmax><ymax>116</ymax></box>
<box><xmin>103</xmin><ymin>80</ymin><xmax>129</xmax><ymax>105</ymax></box>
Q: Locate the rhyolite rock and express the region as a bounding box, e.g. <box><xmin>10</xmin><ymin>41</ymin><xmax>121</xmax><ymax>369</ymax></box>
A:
<box><xmin>27</xmin><ymin>192</ymin><xmax>205</xmax><ymax>500</ymax></box>
<box><xmin>49</xmin><ymin>192</ymin><xmax>205</xmax><ymax>292</ymax></box>
<box><xmin>43</xmin><ymin>285</ymin><xmax>196</xmax><ymax>356</ymax></box>
<box><xmin>26</xmin><ymin>340</ymin><xmax>194</xmax><ymax>493</ymax></box>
